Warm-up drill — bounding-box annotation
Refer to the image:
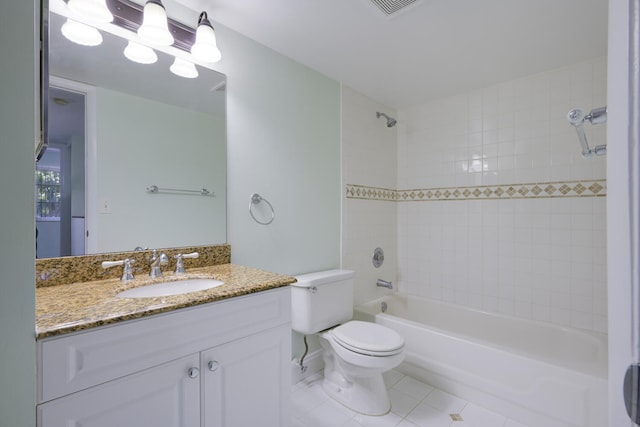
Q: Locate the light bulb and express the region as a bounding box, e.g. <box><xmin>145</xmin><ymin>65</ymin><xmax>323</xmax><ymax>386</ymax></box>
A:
<box><xmin>137</xmin><ymin>0</ymin><xmax>174</xmax><ymax>46</ymax></box>
<box><xmin>61</xmin><ymin>18</ymin><xmax>102</xmax><ymax>46</ymax></box>
<box><xmin>170</xmin><ymin>57</ymin><xmax>198</xmax><ymax>79</ymax></box>
<box><xmin>190</xmin><ymin>12</ymin><xmax>222</xmax><ymax>63</ymax></box>
<box><xmin>67</xmin><ymin>0</ymin><xmax>113</xmax><ymax>23</ymax></box>
<box><xmin>123</xmin><ymin>41</ymin><xmax>158</xmax><ymax>64</ymax></box>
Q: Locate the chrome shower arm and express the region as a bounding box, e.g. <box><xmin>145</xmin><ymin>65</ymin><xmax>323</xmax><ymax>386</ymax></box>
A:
<box><xmin>567</xmin><ymin>106</ymin><xmax>607</xmax><ymax>157</ymax></box>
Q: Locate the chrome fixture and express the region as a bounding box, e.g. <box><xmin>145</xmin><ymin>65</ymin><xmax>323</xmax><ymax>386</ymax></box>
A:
<box><xmin>149</xmin><ymin>249</ymin><xmax>169</xmax><ymax>278</ymax></box>
<box><xmin>249</xmin><ymin>193</ymin><xmax>275</xmax><ymax>225</ymax></box>
<box><xmin>376</xmin><ymin>111</ymin><xmax>397</xmax><ymax>128</ymax></box>
<box><xmin>174</xmin><ymin>252</ymin><xmax>199</xmax><ymax>274</ymax></box>
<box><xmin>567</xmin><ymin>106</ymin><xmax>607</xmax><ymax>157</ymax></box>
<box><xmin>102</xmin><ymin>258</ymin><xmax>135</xmax><ymax>281</ymax></box>
<box><xmin>146</xmin><ymin>185</ymin><xmax>214</xmax><ymax>196</ymax></box>
<box><xmin>372</xmin><ymin>247</ymin><xmax>384</xmax><ymax>268</ymax></box>
<box><xmin>381</xmin><ymin>301</ymin><xmax>388</xmax><ymax>312</ymax></box>
<box><xmin>376</xmin><ymin>278</ymin><xmax>393</xmax><ymax>289</ymax></box>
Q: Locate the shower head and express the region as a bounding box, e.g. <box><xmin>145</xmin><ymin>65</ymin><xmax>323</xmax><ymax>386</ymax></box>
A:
<box><xmin>567</xmin><ymin>108</ymin><xmax>585</xmax><ymax>126</ymax></box>
<box><xmin>376</xmin><ymin>111</ymin><xmax>397</xmax><ymax>128</ymax></box>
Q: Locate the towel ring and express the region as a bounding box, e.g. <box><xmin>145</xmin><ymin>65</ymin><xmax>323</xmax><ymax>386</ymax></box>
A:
<box><xmin>249</xmin><ymin>193</ymin><xmax>275</xmax><ymax>225</ymax></box>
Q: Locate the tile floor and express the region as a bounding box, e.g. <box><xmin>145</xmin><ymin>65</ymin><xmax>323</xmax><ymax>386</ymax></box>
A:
<box><xmin>291</xmin><ymin>370</ymin><xmax>530</xmax><ymax>427</ymax></box>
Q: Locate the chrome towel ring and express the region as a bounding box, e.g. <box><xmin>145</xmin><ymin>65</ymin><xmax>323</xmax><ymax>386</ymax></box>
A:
<box><xmin>249</xmin><ymin>193</ymin><xmax>275</xmax><ymax>225</ymax></box>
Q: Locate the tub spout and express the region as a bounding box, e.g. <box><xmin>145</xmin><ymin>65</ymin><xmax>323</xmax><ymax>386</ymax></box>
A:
<box><xmin>376</xmin><ymin>279</ymin><xmax>393</xmax><ymax>289</ymax></box>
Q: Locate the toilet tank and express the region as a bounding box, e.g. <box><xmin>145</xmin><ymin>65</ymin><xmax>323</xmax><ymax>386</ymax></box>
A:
<box><xmin>291</xmin><ymin>269</ymin><xmax>354</xmax><ymax>335</ymax></box>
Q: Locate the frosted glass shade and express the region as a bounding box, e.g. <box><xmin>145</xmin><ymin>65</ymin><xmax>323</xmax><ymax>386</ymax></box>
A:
<box><xmin>170</xmin><ymin>57</ymin><xmax>198</xmax><ymax>78</ymax></box>
<box><xmin>138</xmin><ymin>0</ymin><xmax>174</xmax><ymax>46</ymax></box>
<box><xmin>67</xmin><ymin>0</ymin><xmax>113</xmax><ymax>23</ymax></box>
<box><xmin>190</xmin><ymin>13</ymin><xmax>222</xmax><ymax>63</ymax></box>
<box><xmin>123</xmin><ymin>41</ymin><xmax>158</xmax><ymax>64</ymax></box>
<box><xmin>61</xmin><ymin>18</ymin><xmax>103</xmax><ymax>46</ymax></box>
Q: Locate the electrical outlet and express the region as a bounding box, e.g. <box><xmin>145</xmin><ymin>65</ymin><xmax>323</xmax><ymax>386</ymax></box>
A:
<box><xmin>100</xmin><ymin>199</ymin><xmax>112</xmax><ymax>214</ymax></box>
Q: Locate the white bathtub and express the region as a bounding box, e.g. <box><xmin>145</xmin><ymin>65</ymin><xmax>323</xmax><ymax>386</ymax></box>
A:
<box><xmin>354</xmin><ymin>294</ymin><xmax>608</xmax><ymax>427</ymax></box>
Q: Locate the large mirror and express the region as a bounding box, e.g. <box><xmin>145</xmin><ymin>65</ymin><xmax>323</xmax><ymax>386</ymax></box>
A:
<box><xmin>37</xmin><ymin>7</ymin><xmax>226</xmax><ymax>258</ymax></box>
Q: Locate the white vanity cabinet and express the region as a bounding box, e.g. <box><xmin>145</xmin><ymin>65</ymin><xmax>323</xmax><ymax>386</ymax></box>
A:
<box><xmin>37</xmin><ymin>287</ymin><xmax>291</xmax><ymax>427</ymax></box>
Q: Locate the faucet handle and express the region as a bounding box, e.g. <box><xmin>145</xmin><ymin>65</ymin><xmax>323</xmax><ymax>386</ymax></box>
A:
<box><xmin>174</xmin><ymin>252</ymin><xmax>199</xmax><ymax>274</ymax></box>
<box><xmin>102</xmin><ymin>259</ymin><xmax>135</xmax><ymax>282</ymax></box>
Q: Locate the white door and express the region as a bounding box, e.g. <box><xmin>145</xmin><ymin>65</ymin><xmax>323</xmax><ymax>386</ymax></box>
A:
<box><xmin>37</xmin><ymin>354</ymin><xmax>201</xmax><ymax>427</ymax></box>
<box><xmin>608</xmin><ymin>0</ymin><xmax>639</xmax><ymax>425</ymax></box>
<box><xmin>201</xmin><ymin>325</ymin><xmax>291</xmax><ymax>427</ymax></box>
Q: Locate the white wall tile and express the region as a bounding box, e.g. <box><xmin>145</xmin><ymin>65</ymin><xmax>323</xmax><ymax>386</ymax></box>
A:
<box><xmin>393</xmin><ymin>58</ymin><xmax>607</xmax><ymax>332</ymax></box>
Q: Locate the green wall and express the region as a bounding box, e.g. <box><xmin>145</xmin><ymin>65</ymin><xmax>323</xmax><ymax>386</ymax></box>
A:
<box><xmin>94</xmin><ymin>87</ymin><xmax>226</xmax><ymax>252</ymax></box>
<box><xmin>0</xmin><ymin>1</ymin><xmax>37</xmax><ymax>425</ymax></box>
<box><xmin>213</xmin><ymin>24</ymin><xmax>342</xmax><ymax>275</ymax></box>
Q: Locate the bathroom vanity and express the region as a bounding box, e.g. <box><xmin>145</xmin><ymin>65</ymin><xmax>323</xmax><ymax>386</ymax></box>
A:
<box><xmin>35</xmin><ymin>257</ymin><xmax>295</xmax><ymax>427</ymax></box>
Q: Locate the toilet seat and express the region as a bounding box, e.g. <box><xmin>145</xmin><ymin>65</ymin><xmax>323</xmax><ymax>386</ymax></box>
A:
<box><xmin>330</xmin><ymin>321</ymin><xmax>404</xmax><ymax>357</ymax></box>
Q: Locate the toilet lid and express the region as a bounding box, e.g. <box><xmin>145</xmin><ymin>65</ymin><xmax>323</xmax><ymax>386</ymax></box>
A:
<box><xmin>330</xmin><ymin>321</ymin><xmax>404</xmax><ymax>356</ymax></box>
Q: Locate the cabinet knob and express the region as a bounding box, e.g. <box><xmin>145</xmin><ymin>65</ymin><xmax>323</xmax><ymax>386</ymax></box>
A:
<box><xmin>188</xmin><ymin>367</ymin><xmax>200</xmax><ymax>378</ymax></box>
<box><xmin>208</xmin><ymin>360</ymin><xmax>219</xmax><ymax>372</ymax></box>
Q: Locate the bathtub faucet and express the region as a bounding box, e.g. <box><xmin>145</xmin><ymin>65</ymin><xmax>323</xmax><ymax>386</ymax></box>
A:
<box><xmin>376</xmin><ymin>279</ymin><xmax>393</xmax><ymax>289</ymax></box>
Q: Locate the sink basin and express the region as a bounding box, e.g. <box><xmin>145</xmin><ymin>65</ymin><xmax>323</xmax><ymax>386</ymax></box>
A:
<box><xmin>116</xmin><ymin>278</ymin><xmax>224</xmax><ymax>298</ymax></box>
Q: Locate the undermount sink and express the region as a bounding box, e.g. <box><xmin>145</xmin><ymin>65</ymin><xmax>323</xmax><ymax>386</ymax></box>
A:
<box><xmin>116</xmin><ymin>278</ymin><xmax>224</xmax><ymax>298</ymax></box>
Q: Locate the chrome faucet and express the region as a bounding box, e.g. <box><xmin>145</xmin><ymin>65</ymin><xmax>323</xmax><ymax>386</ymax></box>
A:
<box><xmin>376</xmin><ymin>278</ymin><xmax>393</xmax><ymax>289</ymax></box>
<box><xmin>149</xmin><ymin>249</ymin><xmax>169</xmax><ymax>278</ymax></box>
<box><xmin>174</xmin><ymin>252</ymin><xmax>200</xmax><ymax>274</ymax></box>
<box><xmin>102</xmin><ymin>259</ymin><xmax>135</xmax><ymax>282</ymax></box>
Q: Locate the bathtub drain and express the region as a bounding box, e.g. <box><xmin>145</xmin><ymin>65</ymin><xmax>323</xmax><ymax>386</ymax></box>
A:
<box><xmin>381</xmin><ymin>301</ymin><xmax>387</xmax><ymax>312</ymax></box>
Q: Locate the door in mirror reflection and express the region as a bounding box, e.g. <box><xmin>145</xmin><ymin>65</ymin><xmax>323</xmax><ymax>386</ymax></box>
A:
<box><xmin>36</xmin><ymin>86</ymin><xmax>86</xmax><ymax>259</ymax></box>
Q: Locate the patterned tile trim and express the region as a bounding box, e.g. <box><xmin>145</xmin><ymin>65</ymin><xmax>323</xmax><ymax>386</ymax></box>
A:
<box><xmin>346</xmin><ymin>180</ymin><xmax>606</xmax><ymax>202</ymax></box>
<box><xmin>345</xmin><ymin>184</ymin><xmax>398</xmax><ymax>201</ymax></box>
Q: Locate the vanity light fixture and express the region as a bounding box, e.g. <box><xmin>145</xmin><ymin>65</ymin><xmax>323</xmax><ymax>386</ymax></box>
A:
<box><xmin>67</xmin><ymin>0</ymin><xmax>113</xmax><ymax>23</ymax></box>
<box><xmin>137</xmin><ymin>0</ymin><xmax>174</xmax><ymax>46</ymax></box>
<box><xmin>123</xmin><ymin>40</ymin><xmax>158</xmax><ymax>64</ymax></box>
<box><xmin>55</xmin><ymin>0</ymin><xmax>222</xmax><ymax>76</ymax></box>
<box><xmin>61</xmin><ymin>18</ymin><xmax>103</xmax><ymax>46</ymax></box>
<box><xmin>170</xmin><ymin>57</ymin><xmax>198</xmax><ymax>78</ymax></box>
<box><xmin>190</xmin><ymin>12</ymin><xmax>221</xmax><ymax>63</ymax></box>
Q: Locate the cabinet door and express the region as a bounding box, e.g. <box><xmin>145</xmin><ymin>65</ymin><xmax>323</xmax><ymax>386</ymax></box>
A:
<box><xmin>38</xmin><ymin>354</ymin><xmax>200</xmax><ymax>427</ymax></box>
<box><xmin>202</xmin><ymin>324</ymin><xmax>291</xmax><ymax>427</ymax></box>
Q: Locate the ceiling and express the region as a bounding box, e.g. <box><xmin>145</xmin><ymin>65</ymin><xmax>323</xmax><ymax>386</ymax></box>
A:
<box><xmin>172</xmin><ymin>0</ymin><xmax>609</xmax><ymax>109</ymax></box>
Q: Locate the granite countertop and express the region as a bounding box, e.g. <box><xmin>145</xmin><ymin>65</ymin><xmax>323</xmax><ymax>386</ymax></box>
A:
<box><xmin>36</xmin><ymin>264</ymin><xmax>296</xmax><ymax>339</ymax></box>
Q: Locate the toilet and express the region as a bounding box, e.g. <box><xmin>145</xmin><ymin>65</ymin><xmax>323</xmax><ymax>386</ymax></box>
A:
<box><xmin>291</xmin><ymin>270</ymin><xmax>405</xmax><ymax>415</ymax></box>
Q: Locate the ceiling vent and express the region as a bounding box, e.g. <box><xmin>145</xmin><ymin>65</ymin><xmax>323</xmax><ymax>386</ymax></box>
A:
<box><xmin>370</xmin><ymin>0</ymin><xmax>421</xmax><ymax>16</ymax></box>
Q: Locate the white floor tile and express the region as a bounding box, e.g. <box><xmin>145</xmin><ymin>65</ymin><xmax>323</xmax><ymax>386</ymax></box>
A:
<box><xmin>293</xmin><ymin>372</ymin><xmax>523</xmax><ymax>427</ymax></box>
<box><xmin>352</xmin><ymin>411</ymin><xmax>403</xmax><ymax>427</ymax></box>
<box><xmin>383</xmin><ymin>369</ymin><xmax>405</xmax><ymax>389</ymax></box>
<box><xmin>503</xmin><ymin>419</ymin><xmax>531</xmax><ymax>427</ymax></box>
<box><xmin>422</xmin><ymin>389</ymin><xmax>468</xmax><ymax>413</ymax></box>
<box><xmin>305</xmin><ymin>399</ymin><xmax>354</xmax><ymax>427</ymax></box>
<box><xmin>405</xmin><ymin>403</ymin><xmax>455</xmax><ymax>427</ymax></box>
<box><xmin>458</xmin><ymin>403</ymin><xmax>506</xmax><ymax>426</ymax></box>
<box><xmin>391</xmin><ymin>376</ymin><xmax>435</xmax><ymax>400</ymax></box>
<box><xmin>340</xmin><ymin>419</ymin><xmax>363</xmax><ymax>427</ymax></box>
<box><xmin>388</xmin><ymin>389</ymin><xmax>420</xmax><ymax>418</ymax></box>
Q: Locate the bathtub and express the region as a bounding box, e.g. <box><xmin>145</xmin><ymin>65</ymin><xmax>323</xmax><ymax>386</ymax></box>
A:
<box><xmin>354</xmin><ymin>294</ymin><xmax>608</xmax><ymax>427</ymax></box>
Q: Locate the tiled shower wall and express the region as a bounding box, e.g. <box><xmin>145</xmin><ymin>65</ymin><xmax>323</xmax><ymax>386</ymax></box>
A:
<box><xmin>341</xmin><ymin>86</ymin><xmax>398</xmax><ymax>306</ymax></box>
<box><xmin>396</xmin><ymin>57</ymin><xmax>607</xmax><ymax>332</ymax></box>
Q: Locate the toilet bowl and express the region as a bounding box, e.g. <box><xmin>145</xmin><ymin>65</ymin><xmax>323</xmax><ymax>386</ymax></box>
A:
<box><xmin>320</xmin><ymin>321</ymin><xmax>404</xmax><ymax>415</ymax></box>
<box><xmin>291</xmin><ymin>270</ymin><xmax>405</xmax><ymax>415</ymax></box>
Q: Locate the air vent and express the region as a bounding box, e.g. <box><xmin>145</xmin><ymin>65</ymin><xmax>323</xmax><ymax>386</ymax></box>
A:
<box><xmin>370</xmin><ymin>0</ymin><xmax>421</xmax><ymax>15</ymax></box>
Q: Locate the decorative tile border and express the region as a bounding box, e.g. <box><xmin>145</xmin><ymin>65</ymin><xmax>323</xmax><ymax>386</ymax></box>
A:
<box><xmin>345</xmin><ymin>184</ymin><xmax>398</xmax><ymax>201</ymax></box>
<box><xmin>346</xmin><ymin>180</ymin><xmax>606</xmax><ymax>202</ymax></box>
